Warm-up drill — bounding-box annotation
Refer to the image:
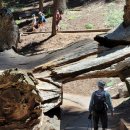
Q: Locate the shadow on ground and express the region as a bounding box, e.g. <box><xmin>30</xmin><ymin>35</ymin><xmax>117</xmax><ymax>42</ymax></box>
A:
<box><xmin>18</xmin><ymin>35</ymin><xmax>52</xmax><ymax>55</ymax></box>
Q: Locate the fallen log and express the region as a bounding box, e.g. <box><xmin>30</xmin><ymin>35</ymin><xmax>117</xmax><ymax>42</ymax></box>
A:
<box><xmin>49</xmin><ymin>46</ymin><xmax>130</xmax><ymax>81</ymax></box>
<box><xmin>0</xmin><ymin>69</ymin><xmax>41</xmax><ymax>130</ymax></box>
<box><xmin>1</xmin><ymin>41</ymin><xmax>130</xmax><ymax>129</ymax></box>
<box><xmin>34</xmin><ymin>39</ymin><xmax>100</xmax><ymax>72</ymax></box>
<box><xmin>0</xmin><ymin>68</ymin><xmax>61</xmax><ymax>130</ymax></box>
<box><xmin>22</xmin><ymin>28</ymin><xmax>110</xmax><ymax>34</ymax></box>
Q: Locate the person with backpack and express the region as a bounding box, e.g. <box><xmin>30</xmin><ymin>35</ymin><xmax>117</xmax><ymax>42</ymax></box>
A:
<box><xmin>88</xmin><ymin>80</ymin><xmax>114</xmax><ymax>130</ymax></box>
<box><xmin>38</xmin><ymin>11</ymin><xmax>46</xmax><ymax>31</ymax></box>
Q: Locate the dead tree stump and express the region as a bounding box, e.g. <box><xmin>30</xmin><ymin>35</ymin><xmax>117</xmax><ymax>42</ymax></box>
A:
<box><xmin>0</xmin><ymin>8</ymin><xmax>19</xmax><ymax>51</ymax></box>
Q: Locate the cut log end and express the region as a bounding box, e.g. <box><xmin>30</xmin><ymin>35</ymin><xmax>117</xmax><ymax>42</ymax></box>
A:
<box><xmin>0</xmin><ymin>69</ymin><xmax>42</xmax><ymax>129</ymax></box>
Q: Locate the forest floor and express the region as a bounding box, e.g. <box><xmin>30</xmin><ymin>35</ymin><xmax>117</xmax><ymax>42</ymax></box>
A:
<box><xmin>18</xmin><ymin>0</ymin><xmax>125</xmax><ymax>53</ymax></box>
<box><xmin>18</xmin><ymin>0</ymin><xmax>126</xmax><ymax>96</ymax></box>
<box><xmin>16</xmin><ymin>0</ymin><xmax>130</xmax><ymax>129</ymax></box>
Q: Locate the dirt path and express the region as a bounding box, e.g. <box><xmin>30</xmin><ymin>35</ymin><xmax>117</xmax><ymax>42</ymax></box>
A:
<box><xmin>61</xmin><ymin>93</ymin><xmax>117</xmax><ymax>130</ymax></box>
<box><xmin>61</xmin><ymin>93</ymin><xmax>91</xmax><ymax>130</ymax></box>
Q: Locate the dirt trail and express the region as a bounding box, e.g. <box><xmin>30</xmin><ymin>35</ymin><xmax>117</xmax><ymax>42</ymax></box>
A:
<box><xmin>61</xmin><ymin>93</ymin><xmax>117</xmax><ymax>130</ymax></box>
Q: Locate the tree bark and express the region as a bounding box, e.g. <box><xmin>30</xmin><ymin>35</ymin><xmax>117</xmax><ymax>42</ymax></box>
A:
<box><xmin>0</xmin><ymin>0</ymin><xmax>3</xmax><ymax>8</ymax></box>
<box><xmin>0</xmin><ymin>68</ymin><xmax>61</xmax><ymax>130</ymax></box>
<box><xmin>123</xmin><ymin>0</ymin><xmax>130</xmax><ymax>26</ymax></box>
<box><xmin>58</xmin><ymin>0</ymin><xmax>67</xmax><ymax>13</ymax></box>
<box><xmin>0</xmin><ymin>8</ymin><xmax>19</xmax><ymax>51</ymax></box>
<box><xmin>0</xmin><ymin>69</ymin><xmax>42</xmax><ymax>130</ymax></box>
<box><xmin>39</xmin><ymin>0</ymin><xmax>44</xmax><ymax>12</ymax></box>
<box><xmin>19</xmin><ymin>0</ymin><xmax>27</xmax><ymax>4</ymax></box>
<box><xmin>52</xmin><ymin>0</ymin><xmax>59</xmax><ymax>36</ymax></box>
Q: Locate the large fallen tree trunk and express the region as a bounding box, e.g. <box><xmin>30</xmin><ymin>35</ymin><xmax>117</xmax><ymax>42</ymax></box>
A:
<box><xmin>0</xmin><ymin>68</ymin><xmax>61</xmax><ymax>130</ymax></box>
<box><xmin>1</xmin><ymin>37</ymin><xmax>130</xmax><ymax>129</ymax></box>
<box><xmin>33</xmin><ymin>43</ymin><xmax>130</xmax><ymax>94</ymax></box>
<box><xmin>0</xmin><ymin>69</ymin><xmax>42</xmax><ymax>130</ymax></box>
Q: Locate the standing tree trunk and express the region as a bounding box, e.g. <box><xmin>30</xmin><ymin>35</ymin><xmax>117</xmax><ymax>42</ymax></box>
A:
<box><xmin>19</xmin><ymin>0</ymin><xmax>27</xmax><ymax>4</ymax></box>
<box><xmin>58</xmin><ymin>0</ymin><xmax>67</xmax><ymax>13</ymax></box>
<box><xmin>0</xmin><ymin>0</ymin><xmax>3</xmax><ymax>8</ymax></box>
<box><xmin>39</xmin><ymin>0</ymin><xmax>44</xmax><ymax>12</ymax></box>
<box><xmin>52</xmin><ymin>0</ymin><xmax>59</xmax><ymax>36</ymax></box>
<box><xmin>123</xmin><ymin>0</ymin><xmax>130</xmax><ymax>27</ymax></box>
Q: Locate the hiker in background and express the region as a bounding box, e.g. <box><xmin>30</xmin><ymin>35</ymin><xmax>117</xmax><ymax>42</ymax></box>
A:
<box><xmin>38</xmin><ymin>11</ymin><xmax>46</xmax><ymax>31</ymax></box>
<box><xmin>32</xmin><ymin>14</ymin><xmax>37</xmax><ymax>31</ymax></box>
<box><xmin>56</xmin><ymin>9</ymin><xmax>62</xmax><ymax>31</ymax></box>
<box><xmin>88</xmin><ymin>80</ymin><xmax>114</xmax><ymax>130</ymax></box>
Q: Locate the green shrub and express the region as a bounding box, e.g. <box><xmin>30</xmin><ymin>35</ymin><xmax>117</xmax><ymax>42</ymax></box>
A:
<box><xmin>45</xmin><ymin>8</ymin><xmax>52</xmax><ymax>17</ymax></box>
<box><xmin>60</xmin><ymin>23</ymin><xmax>68</xmax><ymax>30</ymax></box>
<box><xmin>66</xmin><ymin>11</ymin><xmax>81</xmax><ymax>20</ymax></box>
<box><xmin>105</xmin><ymin>3</ymin><xmax>123</xmax><ymax>28</ymax></box>
<box><xmin>85</xmin><ymin>23</ymin><xmax>94</xmax><ymax>29</ymax></box>
<box><xmin>15</xmin><ymin>20</ymin><xmax>21</xmax><ymax>25</ymax></box>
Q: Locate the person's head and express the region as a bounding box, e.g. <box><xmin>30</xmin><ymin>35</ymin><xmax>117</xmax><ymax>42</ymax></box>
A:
<box><xmin>38</xmin><ymin>11</ymin><xmax>43</xmax><ymax>16</ymax></box>
<box><xmin>56</xmin><ymin>10</ymin><xmax>60</xmax><ymax>14</ymax></box>
<box><xmin>97</xmin><ymin>80</ymin><xmax>106</xmax><ymax>90</ymax></box>
<box><xmin>32</xmin><ymin>14</ymin><xmax>36</xmax><ymax>18</ymax></box>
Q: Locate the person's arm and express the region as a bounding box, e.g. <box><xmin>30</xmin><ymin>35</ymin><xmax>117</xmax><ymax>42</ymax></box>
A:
<box><xmin>89</xmin><ymin>92</ymin><xmax>94</xmax><ymax>114</ymax></box>
<box><xmin>105</xmin><ymin>92</ymin><xmax>114</xmax><ymax>116</ymax></box>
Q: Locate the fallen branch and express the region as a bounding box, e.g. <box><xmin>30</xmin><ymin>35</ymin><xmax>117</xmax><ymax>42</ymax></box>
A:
<box><xmin>22</xmin><ymin>28</ymin><xmax>110</xmax><ymax>35</ymax></box>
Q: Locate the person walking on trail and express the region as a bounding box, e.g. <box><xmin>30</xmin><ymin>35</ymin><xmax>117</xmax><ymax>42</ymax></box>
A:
<box><xmin>88</xmin><ymin>80</ymin><xmax>114</xmax><ymax>130</ymax></box>
<box><xmin>32</xmin><ymin>14</ymin><xmax>37</xmax><ymax>31</ymax></box>
<box><xmin>38</xmin><ymin>11</ymin><xmax>46</xmax><ymax>31</ymax></box>
<box><xmin>56</xmin><ymin>9</ymin><xmax>62</xmax><ymax>31</ymax></box>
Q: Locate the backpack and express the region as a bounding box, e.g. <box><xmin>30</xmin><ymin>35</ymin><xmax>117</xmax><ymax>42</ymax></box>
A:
<box><xmin>93</xmin><ymin>91</ymin><xmax>107</xmax><ymax>113</ymax></box>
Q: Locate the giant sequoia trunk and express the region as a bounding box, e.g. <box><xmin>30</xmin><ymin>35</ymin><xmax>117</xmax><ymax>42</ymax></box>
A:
<box><xmin>39</xmin><ymin>0</ymin><xmax>44</xmax><ymax>12</ymax></box>
<box><xmin>0</xmin><ymin>8</ymin><xmax>19</xmax><ymax>51</ymax></box>
<box><xmin>0</xmin><ymin>68</ymin><xmax>62</xmax><ymax>130</ymax></box>
<box><xmin>0</xmin><ymin>69</ymin><xmax>42</xmax><ymax>130</ymax></box>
